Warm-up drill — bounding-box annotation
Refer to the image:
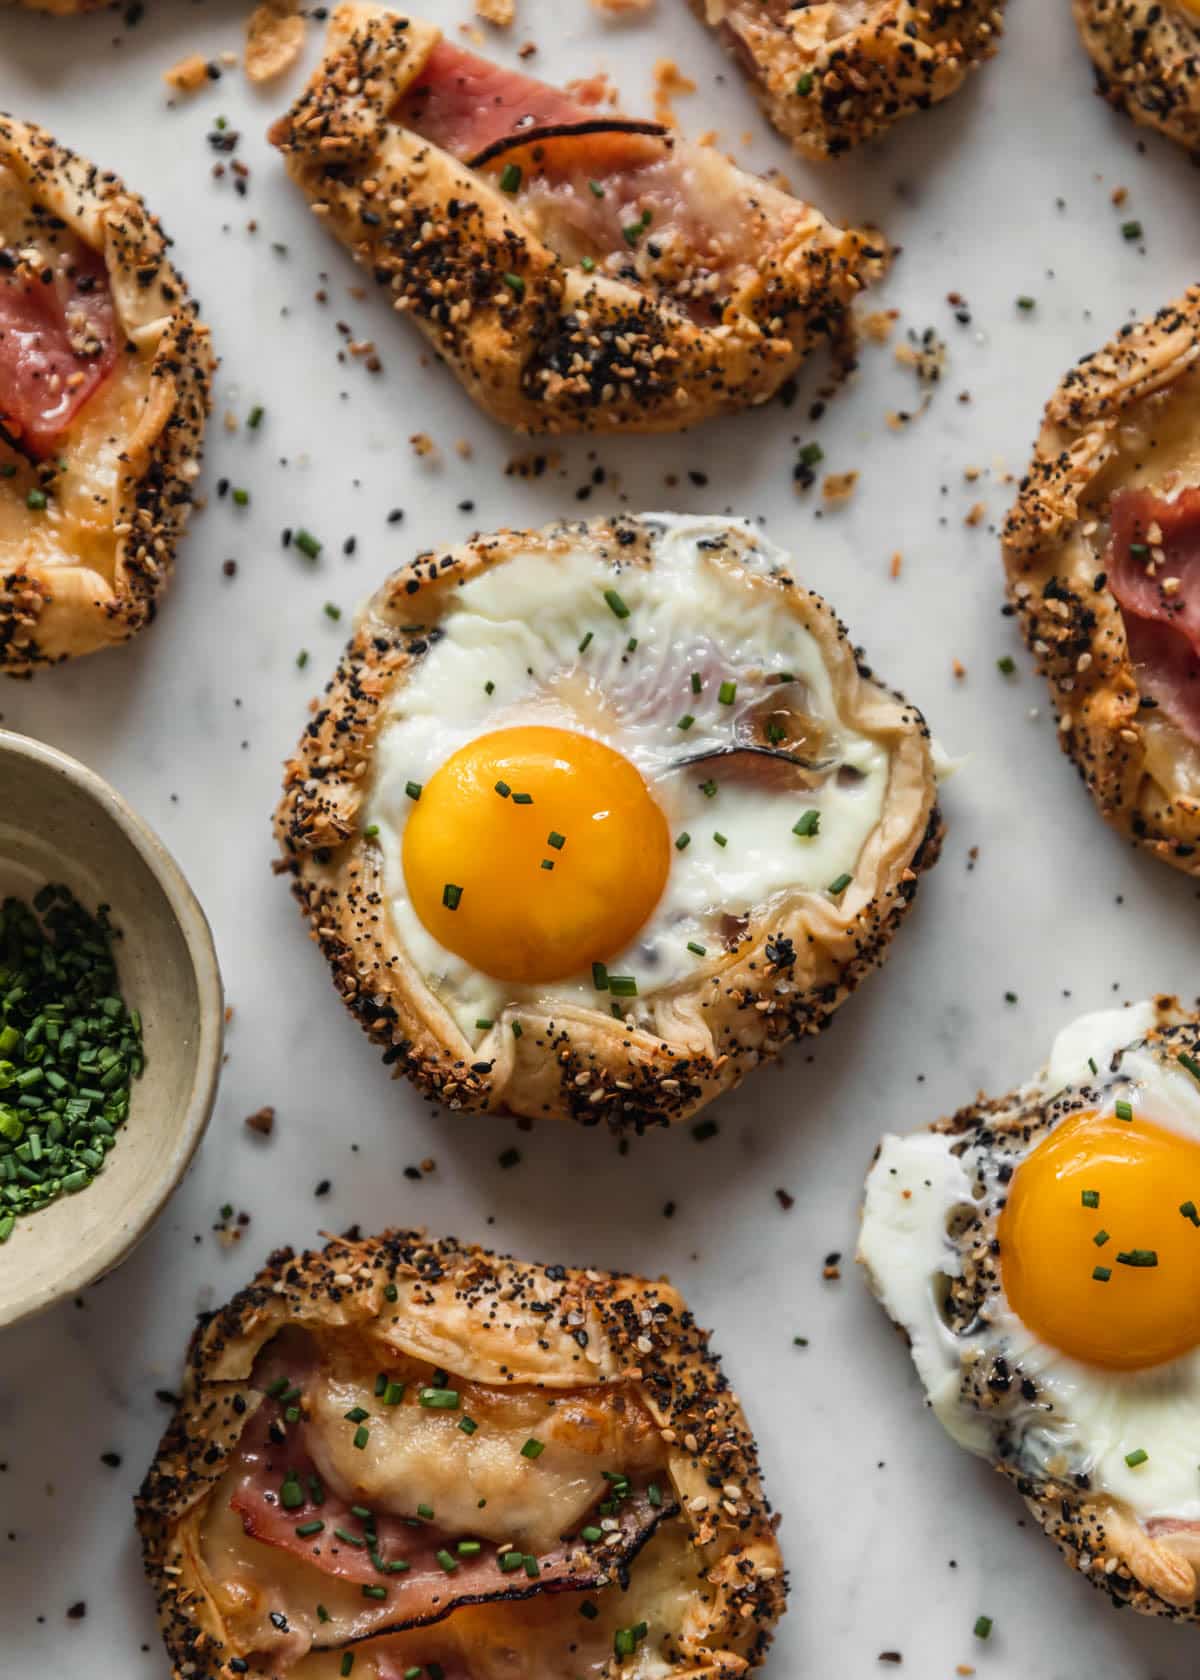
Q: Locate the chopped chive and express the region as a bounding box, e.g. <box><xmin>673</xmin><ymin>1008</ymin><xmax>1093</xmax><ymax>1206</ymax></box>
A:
<box><xmin>592</xmin><ymin>962</ymin><xmax>609</xmax><ymax>991</ymax></box>
<box><xmin>997</xmin><ymin>655</ymin><xmax>1016</xmax><ymax>675</ymax></box>
<box><xmin>578</xmin><ymin>630</ymin><xmax>593</xmax><ymax>653</ymax></box>
<box><xmin>687</xmin><ymin>941</ymin><xmax>706</xmax><ymax>956</ymax></box>
<box><xmin>1115</xmin><ymin>1098</ymin><xmax>1133</xmax><ymax>1121</ymax></box>
<box><xmin>485</xmin><ymin>679</ymin><xmax>495</xmax><ymax>695</ymax></box>
<box><xmin>1081</xmin><ymin>1189</ymin><xmax>1099</xmax><ymax>1208</ymax></box>
<box><xmin>248</xmin><ymin>405</ymin><xmax>264</xmax><ymax>429</ymax></box>
<box><xmin>713</xmin><ymin>832</ymin><xmax>727</xmax><ymax>848</ymax></box>
<box><xmin>344</xmin><ymin>1406</ymin><xmax>369</xmax><ymax>1423</ymax></box>
<box><xmin>523</xmin><ymin>1554</ymin><xmax>540</xmax><ymax>1578</ymax></box>
<box><xmin>334</xmin><ymin>1527</ymin><xmax>365</xmax><ymax>1546</ymax></box>
<box><xmin>798</xmin><ymin>441</ymin><xmax>823</xmax><ymax>468</ymax></box>
<box><xmin>361</xmin><ymin>1585</ymin><xmax>387</xmax><ymax>1600</ymax></box>
<box><xmin>1179</xmin><ymin>1051</ymin><xmax>1200</xmax><ymax>1085</ymax></box>
<box><xmin>1125</xmin><ymin>1448</ymin><xmax>1148</xmax><ymax>1468</ymax></box>
<box><xmin>280</xmin><ymin>1475</ymin><xmax>305</xmax><ymax>1510</ymax></box>
<box><xmin>1121</xmin><ymin>219</ymin><xmax>1143</xmax><ymax>241</ymax></box>
<box><xmin>502</xmin><ymin>272</ymin><xmax>525</xmax><ymax>298</ymax></box>
<box><xmin>499</xmin><ymin>1549</ymin><xmax>524</xmax><ymax>1572</ymax></box>
<box><xmin>520</xmin><ymin>1438</ymin><xmax>545</xmax><ymax>1460</ymax></box>
<box><xmin>1094</xmin><ymin>1229</ymin><xmax>1110</xmax><ymax>1247</ymax></box>
<box><xmin>353</xmin><ymin>1425</ymin><xmax>369</xmax><ymax>1449</ymax></box>
<box><xmin>405</xmin><ymin>780</ymin><xmax>422</xmax><ymax>801</ymax></box>
<box><xmin>718</xmin><ymin>679</ymin><xmax>737</xmax><ymax>705</ymax></box>
<box><xmin>792</xmin><ymin>809</ymin><xmax>820</xmax><ymax>838</ymax></box>
<box><xmin>547</xmin><ymin>831</ymin><xmax>566</xmax><ymax>850</ymax></box>
<box><xmin>691</xmin><ymin>672</ymin><xmax>702</xmax><ymax>694</ymax></box>
<box><xmin>677</xmin><ymin>714</ymin><xmax>695</xmax><ymax>731</ymax></box>
<box><xmin>540</xmin><ymin>859</ymin><xmax>554</xmax><ymax>871</ymax></box>
<box><xmin>604</xmin><ymin>588</ymin><xmax>630</xmax><ymax>620</ymax></box>
<box><xmin>512</xmin><ymin>791</ymin><xmax>533</xmax><ymax>805</ymax></box>
<box><xmin>382</xmin><ymin>1381</ymin><xmax>405</xmax><ymax>1406</ymax></box>
<box><xmin>442</xmin><ymin>883</ymin><xmax>463</xmax><ymax>911</ymax></box>
<box><xmin>499</xmin><ymin>162</ymin><xmax>522</xmax><ymax>193</ymax></box>
<box><xmin>588</xmin><ymin>179</ymin><xmax>605</xmax><ymax>198</ymax></box>
<box><xmin>458</xmin><ymin>1416</ymin><xmax>478</xmax><ymax>1435</ymax></box>
<box><xmin>25</xmin><ymin>488</ymin><xmax>47</xmax><ymax>511</ymax></box>
<box><xmin>626</xmin><ymin>637</ymin><xmax>638</xmax><ymax>652</ymax></box>
<box><xmin>973</xmin><ymin>1616</ymin><xmax>992</xmax><ymax>1641</ymax></box>
<box><xmin>341</xmin><ymin>1655</ymin><xmax>354</xmax><ymax>1678</ymax></box>
<box><xmin>581</xmin><ymin>1524</ymin><xmax>603</xmax><ymax>1543</ymax></box>
<box><xmin>416</xmin><ymin>1503</ymin><xmax>435</xmax><ymax>1520</ymax></box>
<box><xmin>675</xmin><ymin>831</ymin><xmax>691</xmax><ymax>850</ymax></box>
<box><xmin>795</xmin><ymin>70</ymin><xmax>814</xmax><ymax>93</ymax></box>
<box><xmin>511</xmin><ymin>1020</ymin><xmax>523</xmax><ymax>1039</ymax></box>
<box><xmin>296</xmin><ymin>1519</ymin><xmax>325</xmax><ymax>1537</ymax></box>
<box><xmin>699</xmin><ymin>779</ymin><xmax>718</xmax><ymax>799</ymax></box>
<box><xmin>456</xmin><ymin>1539</ymin><xmax>482</xmax><ymax>1556</ymax></box>
<box><xmin>323</xmin><ymin>601</ymin><xmax>341</xmax><ymax>621</ymax></box>
<box><xmin>383</xmin><ymin>1283</ymin><xmax>398</xmax><ymax>1302</ymax></box>
<box><xmin>1116</xmin><ymin>1249</ymin><xmax>1158</xmax><ymax>1267</ymax></box>
<box><xmin>296</xmin><ymin>649</ymin><xmax>309</xmax><ymax>668</ymax></box>
<box><xmin>294</xmin><ymin>528</ymin><xmax>322</xmax><ymax>559</ymax></box>
<box><xmin>1181</xmin><ymin>1200</ymin><xmax>1200</xmax><ymax>1226</ymax></box>
<box><xmin>1093</xmin><ymin>1265</ymin><xmax>1112</xmax><ymax>1282</ymax></box>
<box><xmin>419</xmin><ymin>1387</ymin><xmax>461</xmax><ymax>1409</ymax></box>
<box><xmin>494</xmin><ymin>780</ymin><xmax>511</xmax><ymax>798</ymax></box>
<box><xmin>436</xmin><ymin>1549</ymin><xmax>458</xmax><ymax>1574</ymax></box>
<box><xmin>1016</xmin><ymin>296</ymin><xmax>1035</xmax><ymax>311</ymax></box>
<box><xmin>232</xmin><ymin>487</ymin><xmax>249</xmax><ymax>507</ymax></box>
<box><xmin>647</xmin><ymin>1482</ymin><xmax>662</xmax><ymax>1507</ymax></box>
<box><xmin>828</xmin><ymin>873</ymin><xmax>853</xmax><ymax>896</ymax></box>
<box><xmin>581</xmin><ymin>256</ymin><xmax>596</xmax><ymax>272</ymax></box>
<box><xmin>608</xmin><ymin>975</ymin><xmax>638</xmax><ymax>997</ymax></box>
<box><xmin>475</xmin><ymin>1018</ymin><xmax>493</xmax><ymax>1031</ymax></box>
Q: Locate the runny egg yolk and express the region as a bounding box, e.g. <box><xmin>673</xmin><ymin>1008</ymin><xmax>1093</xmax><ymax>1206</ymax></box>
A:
<box><xmin>999</xmin><ymin>1107</ymin><xmax>1200</xmax><ymax>1371</ymax></box>
<box><xmin>401</xmin><ymin>725</ymin><xmax>670</xmax><ymax>984</ymax></box>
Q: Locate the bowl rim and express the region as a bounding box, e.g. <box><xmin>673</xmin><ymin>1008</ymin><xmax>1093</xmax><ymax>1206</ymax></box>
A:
<box><xmin>0</xmin><ymin>727</ymin><xmax>223</xmax><ymax>1328</ymax></box>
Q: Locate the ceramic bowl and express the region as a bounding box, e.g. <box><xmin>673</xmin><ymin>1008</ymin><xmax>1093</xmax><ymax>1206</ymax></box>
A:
<box><xmin>0</xmin><ymin>729</ymin><xmax>222</xmax><ymax>1328</ymax></box>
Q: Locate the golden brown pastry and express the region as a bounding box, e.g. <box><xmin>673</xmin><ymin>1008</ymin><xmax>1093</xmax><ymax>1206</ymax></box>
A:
<box><xmin>860</xmin><ymin>997</ymin><xmax>1200</xmax><ymax>1620</ymax></box>
<box><xmin>1074</xmin><ymin>0</ymin><xmax>1200</xmax><ymax>153</ymax></box>
<box><xmin>268</xmin><ymin>2</ymin><xmax>884</xmax><ymax>434</ymax></box>
<box><xmin>274</xmin><ymin>513</ymin><xmax>943</xmax><ymax>1133</ymax></box>
<box><xmin>689</xmin><ymin>0</ymin><xmax>1006</xmax><ymax>159</ymax></box>
<box><xmin>137</xmin><ymin>1230</ymin><xmax>787</xmax><ymax>1678</ymax></box>
<box><xmin>6</xmin><ymin>0</ymin><xmax>104</xmax><ymax>12</ymax></box>
<box><xmin>1002</xmin><ymin>286</ymin><xmax>1200</xmax><ymax>878</ymax></box>
<box><xmin>0</xmin><ymin>117</ymin><xmax>213</xmax><ymax>673</ymax></box>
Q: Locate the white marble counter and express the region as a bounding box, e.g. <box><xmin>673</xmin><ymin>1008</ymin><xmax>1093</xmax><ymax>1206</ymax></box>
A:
<box><xmin>1</xmin><ymin>1</ymin><xmax>1198</xmax><ymax>1675</ymax></box>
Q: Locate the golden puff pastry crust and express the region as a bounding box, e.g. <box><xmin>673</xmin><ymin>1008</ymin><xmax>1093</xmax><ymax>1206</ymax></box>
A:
<box><xmin>1002</xmin><ymin>286</ymin><xmax>1200</xmax><ymax>877</ymax></box>
<box><xmin>690</xmin><ymin>0</ymin><xmax>1005</xmax><ymax>159</ymax></box>
<box><xmin>268</xmin><ymin>4</ymin><xmax>884</xmax><ymax>435</ymax></box>
<box><xmin>274</xmin><ymin>514</ymin><xmax>943</xmax><ymax>1135</ymax></box>
<box><xmin>862</xmin><ymin>998</ymin><xmax>1200</xmax><ymax>1623</ymax></box>
<box><xmin>1074</xmin><ymin>0</ymin><xmax>1200</xmax><ymax>153</ymax></box>
<box><xmin>136</xmin><ymin>1230</ymin><xmax>787</xmax><ymax>1679</ymax></box>
<box><xmin>0</xmin><ymin>116</ymin><xmax>213</xmax><ymax>673</ymax></box>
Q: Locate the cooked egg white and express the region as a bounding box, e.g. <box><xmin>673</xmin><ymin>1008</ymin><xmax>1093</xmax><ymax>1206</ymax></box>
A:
<box><xmin>860</xmin><ymin>1002</ymin><xmax>1200</xmax><ymax>1523</ymax></box>
<box><xmin>367</xmin><ymin>514</ymin><xmax>890</xmax><ymax>1039</ymax></box>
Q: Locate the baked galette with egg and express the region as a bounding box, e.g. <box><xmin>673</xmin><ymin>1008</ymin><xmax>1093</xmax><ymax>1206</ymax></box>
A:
<box><xmin>860</xmin><ymin>998</ymin><xmax>1200</xmax><ymax>1620</ymax></box>
<box><xmin>689</xmin><ymin>0</ymin><xmax>1006</xmax><ymax>159</ymax></box>
<box><xmin>137</xmin><ymin>1229</ymin><xmax>787</xmax><ymax>1678</ymax></box>
<box><xmin>0</xmin><ymin>116</ymin><xmax>213</xmax><ymax>673</ymax></box>
<box><xmin>1074</xmin><ymin>0</ymin><xmax>1200</xmax><ymax>152</ymax></box>
<box><xmin>268</xmin><ymin>3</ymin><xmax>884</xmax><ymax>434</ymax></box>
<box><xmin>275</xmin><ymin>513</ymin><xmax>943</xmax><ymax>1132</ymax></box>
<box><xmin>1003</xmin><ymin>287</ymin><xmax>1200</xmax><ymax>876</ymax></box>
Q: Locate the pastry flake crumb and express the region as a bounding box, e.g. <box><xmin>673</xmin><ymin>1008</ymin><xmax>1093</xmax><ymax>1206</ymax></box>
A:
<box><xmin>590</xmin><ymin>0</ymin><xmax>656</xmax><ymax>13</ymax></box>
<box><xmin>475</xmin><ymin>0</ymin><xmax>516</xmax><ymax>26</ymax></box>
<box><xmin>410</xmin><ymin>431</ymin><xmax>438</xmax><ymax>460</ymax></box>
<box><xmin>245</xmin><ymin>0</ymin><xmax>306</xmax><ymax>84</ymax></box>
<box><xmin>164</xmin><ymin>54</ymin><xmax>211</xmax><ymax>95</ymax></box>
<box><xmin>861</xmin><ymin>308</ymin><xmax>898</xmax><ymax>344</ymax></box>
<box><xmin>965</xmin><ymin>502</ymin><xmax>986</xmax><ymax>528</ymax></box>
<box><xmin>889</xmin><ymin>551</ymin><xmax>903</xmax><ymax>579</ymax></box>
<box><xmin>822</xmin><ymin>471</ymin><xmax>858</xmax><ymax>505</ymax></box>
<box><xmin>653</xmin><ymin>58</ymin><xmax>696</xmax><ymax>128</ymax></box>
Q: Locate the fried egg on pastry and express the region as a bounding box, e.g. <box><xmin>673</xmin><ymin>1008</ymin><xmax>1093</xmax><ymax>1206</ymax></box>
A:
<box><xmin>859</xmin><ymin>998</ymin><xmax>1200</xmax><ymax>1620</ymax></box>
<box><xmin>1003</xmin><ymin>286</ymin><xmax>1200</xmax><ymax>877</ymax></box>
<box><xmin>0</xmin><ymin>116</ymin><xmax>213</xmax><ymax>672</ymax></box>
<box><xmin>274</xmin><ymin>513</ymin><xmax>943</xmax><ymax>1132</ymax></box>
<box><xmin>136</xmin><ymin>1231</ymin><xmax>787</xmax><ymax>1679</ymax></box>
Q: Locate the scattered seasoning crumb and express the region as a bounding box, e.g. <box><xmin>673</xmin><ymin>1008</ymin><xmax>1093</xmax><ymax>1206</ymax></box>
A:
<box><xmin>66</xmin><ymin>1603</ymin><xmax>87</xmax><ymax>1620</ymax></box>
<box><xmin>878</xmin><ymin>1655</ymin><xmax>902</xmax><ymax>1667</ymax></box>
<box><xmin>164</xmin><ymin>54</ymin><xmax>211</xmax><ymax>95</ymax></box>
<box><xmin>822</xmin><ymin>471</ymin><xmax>858</xmax><ymax>505</ymax></box>
<box><xmin>822</xmin><ymin>1251</ymin><xmax>842</xmax><ymax>1280</ymax></box>
<box><xmin>965</xmin><ymin>502</ymin><xmax>985</xmax><ymax>528</ymax></box>
<box><xmin>498</xmin><ymin>1147</ymin><xmax>521</xmax><ymax>1169</ymax></box>
<box><xmin>775</xmin><ymin>1188</ymin><xmax>795</xmax><ymax>1211</ymax></box>
<box><xmin>653</xmin><ymin>58</ymin><xmax>695</xmax><ymax>127</ymax></box>
<box><xmin>409</xmin><ymin>433</ymin><xmax>436</xmax><ymax>459</ymax></box>
<box><xmin>245</xmin><ymin>1106</ymin><xmax>276</xmax><ymax>1137</ymax></box>
<box><xmin>889</xmin><ymin>551</ymin><xmax>903</xmax><ymax>579</ymax></box>
<box><xmin>476</xmin><ymin>0</ymin><xmax>515</xmax><ymax>22</ymax></box>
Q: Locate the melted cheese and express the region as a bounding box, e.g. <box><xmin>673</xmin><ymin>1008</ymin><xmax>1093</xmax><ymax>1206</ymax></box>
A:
<box><xmin>308</xmin><ymin>1348</ymin><xmax>660</xmax><ymax>1550</ymax></box>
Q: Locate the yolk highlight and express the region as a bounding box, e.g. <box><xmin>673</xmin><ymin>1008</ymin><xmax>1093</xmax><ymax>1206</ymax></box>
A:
<box><xmin>402</xmin><ymin>725</ymin><xmax>670</xmax><ymax>984</ymax></box>
<box><xmin>999</xmin><ymin>1107</ymin><xmax>1200</xmax><ymax>1371</ymax></box>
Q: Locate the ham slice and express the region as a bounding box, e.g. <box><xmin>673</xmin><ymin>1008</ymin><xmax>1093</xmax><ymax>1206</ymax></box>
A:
<box><xmin>0</xmin><ymin>239</ymin><xmax>117</xmax><ymax>458</ymax></box>
<box><xmin>229</xmin><ymin>1339</ymin><xmax>677</xmax><ymax>1646</ymax></box>
<box><xmin>395</xmin><ymin>40</ymin><xmax>615</xmax><ymax>161</ymax></box>
<box><xmin>1108</xmin><ymin>487</ymin><xmax>1200</xmax><ymax>744</ymax></box>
